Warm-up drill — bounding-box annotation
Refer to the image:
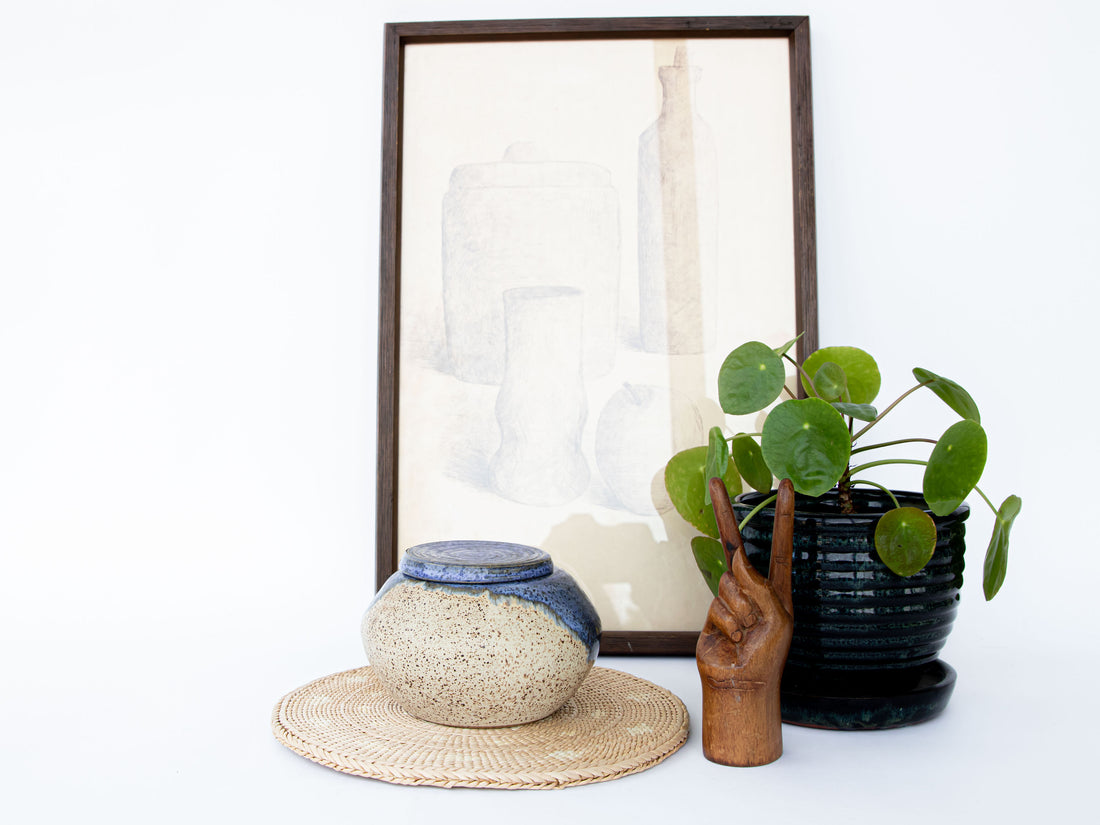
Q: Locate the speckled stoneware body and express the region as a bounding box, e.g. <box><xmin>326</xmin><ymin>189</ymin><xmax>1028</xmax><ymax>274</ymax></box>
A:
<box><xmin>362</xmin><ymin>540</ymin><xmax>601</xmax><ymax>728</ymax></box>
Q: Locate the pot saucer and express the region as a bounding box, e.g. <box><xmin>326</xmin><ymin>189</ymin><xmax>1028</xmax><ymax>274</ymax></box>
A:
<box><xmin>780</xmin><ymin>659</ymin><xmax>957</xmax><ymax>730</ymax></box>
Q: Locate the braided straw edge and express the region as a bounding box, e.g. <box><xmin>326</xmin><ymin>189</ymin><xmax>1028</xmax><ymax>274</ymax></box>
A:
<box><xmin>271</xmin><ymin>666</ymin><xmax>690</xmax><ymax>789</ymax></box>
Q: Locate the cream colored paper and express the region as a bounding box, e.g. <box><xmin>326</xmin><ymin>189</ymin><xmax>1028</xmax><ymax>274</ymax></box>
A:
<box><xmin>396</xmin><ymin>38</ymin><xmax>796</xmax><ymax>633</ymax></box>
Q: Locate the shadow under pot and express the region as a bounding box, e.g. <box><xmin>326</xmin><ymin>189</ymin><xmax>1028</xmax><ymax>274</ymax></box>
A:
<box><xmin>362</xmin><ymin>540</ymin><xmax>602</xmax><ymax>727</ymax></box>
<box><xmin>733</xmin><ymin>490</ymin><xmax>968</xmax><ymax>731</ymax></box>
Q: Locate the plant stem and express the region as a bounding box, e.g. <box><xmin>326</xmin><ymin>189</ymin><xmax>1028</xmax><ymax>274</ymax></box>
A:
<box><xmin>737</xmin><ymin>494</ymin><xmax>778</xmax><ymax>530</ymax></box>
<box><xmin>850</xmin><ymin>437</ymin><xmax>938</xmax><ymax>455</ymax></box>
<box><xmin>838</xmin><ymin>413</ymin><xmax>855</xmax><ymax>513</ymax></box>
<box><xmin>782</xmin><ymin>353</ymin><xmax>816</xmax><ymax>397</ymax></box>
<box><xmin>974</xmin><ymin>484</ymin><xmax>999</xmax><ymax>517</ymax></box>
<box><xmin>852</xmin><ymin>380</ymin><xmax>933</xmax><ymax>440</ymax></box>
<box><xmin>847</xmin><ymin>458</ymin><xmax>928</xmax><ymax>476</ymax></box>
<box><xmin>838</xmin><ymin>467</ymin><xmax>854</xmax><ymax>513</ymax></box>
<box><xmin>848</xmin><ymin>479</ymin><xmax>901</xmax><ymax>509</ymax></box>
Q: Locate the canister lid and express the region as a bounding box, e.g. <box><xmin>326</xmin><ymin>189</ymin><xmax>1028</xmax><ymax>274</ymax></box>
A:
<box><xmin>400</xmin><ymin>540</ymin><xmax>553</xmax><ymax>584</ymax></box>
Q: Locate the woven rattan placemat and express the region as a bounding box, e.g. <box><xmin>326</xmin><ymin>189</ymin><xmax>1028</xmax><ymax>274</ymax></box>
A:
<box><xmin>272</xmin><ymin>665</ymin><xmax>689</xmax><ymax>789</ymax></box>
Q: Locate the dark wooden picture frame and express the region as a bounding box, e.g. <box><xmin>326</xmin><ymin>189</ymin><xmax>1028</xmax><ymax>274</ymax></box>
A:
<box><xmin>375</xmin><ymin>16</ymin><xmax>818</xmax><ymax>656</ymax></box>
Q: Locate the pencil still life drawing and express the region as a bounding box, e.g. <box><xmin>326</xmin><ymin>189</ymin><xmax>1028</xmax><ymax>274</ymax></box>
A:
<box><xmin>394</xmin><ymin>35</ymin><xmax>802</xmax><ymax>637</ymax></box>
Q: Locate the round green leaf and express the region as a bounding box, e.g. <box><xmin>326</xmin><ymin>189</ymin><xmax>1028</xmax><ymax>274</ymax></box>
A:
<box><xmin>704</xmin><ymin>426</ymin><xmax>730</xmax><ymax>506</ymax></box>
<box><xmin>923</xmin><ymin>420</ymin><xmax>988</xmax><ymax>516</ymax></box>
<box><xmin>730</xmin><ymin>434</ymin><xmax>772</xmax><ymax>493</ymax></box>
<box><xmin>812</xmin><ymin>361</ymin><xmax>847</xmax><ymax>401</ymax></box>
<box><xmin>802</xmin><ymin>346</ymin><xmax>881</xmax><ymax>404</ymax></box>
<box><xmin>665</xmin><ymin>446</ymin><xmax>743</xmax><ymax>538</ymax></box>
<box><xmin>691</xmin><ymin>536</ymin><xmax>727</xmax><ymax>597</ymax></box>
<box><xmin>718</xmin><ymin>342</ymin><xmax>786</xmax><ymax>415</ymax></box>
<box><xmin>874</xmin><ymin>506</ymin><xmax>937</xmax><ymax>576</ymax></box>
<box><xmin>983</xmin><ymin>494</ymin><xmax>1021</xmax><ymax>600</ymax></box>
<box><xmin>913</xmin><ymin>367</ymin><xmax>981</xmax><ymax>423</ymax></box>
<box><xmin>761</xmin><ymin>398</ymin><xmax>851</xmax><ymax>497</ymax></box>
<box><xmin>832</xmin><ymin>402</ymin><xmax>878</xmax><ymax>422</ymax></box>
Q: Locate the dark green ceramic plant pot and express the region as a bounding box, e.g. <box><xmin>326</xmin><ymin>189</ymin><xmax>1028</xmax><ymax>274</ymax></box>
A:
<box><xmin>733</xmin><ymin>489</ymin><xmax>968</xmax><ymax>730</ymax></box>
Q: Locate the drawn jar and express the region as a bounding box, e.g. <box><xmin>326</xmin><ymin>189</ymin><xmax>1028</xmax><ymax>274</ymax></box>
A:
<box><xmin>441</xmin><ymin>142</ymin><xmax>620</xmax><ymax>384</ymax></box>
<box><xmin>362</xmin><ymin>540</ymin><xmax>602</xmax><ymax>727</ymax></box>
<box><xmin>490</xmin><ymin>285</ymin><xmax>589</xmax><ymax>506</ymax></box>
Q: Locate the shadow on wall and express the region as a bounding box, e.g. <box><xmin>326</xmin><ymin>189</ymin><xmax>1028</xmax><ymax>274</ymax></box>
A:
<box><xmin>541</xmin><ymin>512</ymin><xmax>711</xmax><ymax>634</ymax></box>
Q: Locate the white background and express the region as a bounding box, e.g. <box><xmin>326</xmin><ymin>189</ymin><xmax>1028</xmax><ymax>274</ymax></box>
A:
<box><xmin>1</xmin><ymin>1</ymin><xmax>1096</xmax><ymax>822</ymax></box>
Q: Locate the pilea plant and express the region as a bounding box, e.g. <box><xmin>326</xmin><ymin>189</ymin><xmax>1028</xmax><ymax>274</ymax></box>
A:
<box><xmin>665</xmin><ymin>336</ymin><xmax>1021</xmax><ymax>600</ymax></box>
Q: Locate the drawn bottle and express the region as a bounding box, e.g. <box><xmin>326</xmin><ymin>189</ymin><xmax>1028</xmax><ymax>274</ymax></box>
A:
<box><xmin>638</xmin><ymin>47</ymin><xmax>719</xmax><ymax>354</ymax></box>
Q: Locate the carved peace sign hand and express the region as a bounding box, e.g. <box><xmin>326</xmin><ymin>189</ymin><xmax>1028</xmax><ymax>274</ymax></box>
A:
<box><xmin>697</xmin><ymin>478</ymin><xmax>795</xmax><ymax>691</ymax></box>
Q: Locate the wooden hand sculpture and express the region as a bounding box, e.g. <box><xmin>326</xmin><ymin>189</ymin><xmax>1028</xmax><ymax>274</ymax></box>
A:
<box><xmin>697</xmin><ymin>477</ymin><xmax>795</xmax><ymax>766</ymax></box>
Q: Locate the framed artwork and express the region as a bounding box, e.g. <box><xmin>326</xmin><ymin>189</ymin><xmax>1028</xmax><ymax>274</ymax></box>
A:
<box><xmin>376</xmin><ymin>17</ymin><xmax>818</xmax><ymax>655</ymax></box>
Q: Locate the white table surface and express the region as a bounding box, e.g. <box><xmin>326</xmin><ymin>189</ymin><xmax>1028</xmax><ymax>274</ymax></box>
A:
<box><xmin>5</xmin><ymin>578</ymin><xmax>1092</xmax><ymax>825</ymax></box>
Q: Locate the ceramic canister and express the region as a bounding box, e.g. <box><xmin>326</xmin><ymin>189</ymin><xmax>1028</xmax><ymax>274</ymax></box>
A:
<box><xmin>362</xmin><ymin>540</ymin><xmax>602</xmax><ymax>728</ymax></box>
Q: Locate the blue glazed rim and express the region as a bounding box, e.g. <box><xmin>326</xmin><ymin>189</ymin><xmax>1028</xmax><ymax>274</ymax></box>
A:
<box><xmin>399</xmin><ymin>540</ymin><xmax>553</xmax><ymax>584</ymax></box>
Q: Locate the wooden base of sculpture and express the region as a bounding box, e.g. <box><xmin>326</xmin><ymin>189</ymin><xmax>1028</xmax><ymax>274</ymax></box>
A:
<box><xmin>699</xmin><ymin>671</ymin><xmax>784</xmax><ymax>766</ymax></box>
<box><xmin>697</xmin><ymin>479</ymin><xmax>795</xmax><ymax>767</ymax></box>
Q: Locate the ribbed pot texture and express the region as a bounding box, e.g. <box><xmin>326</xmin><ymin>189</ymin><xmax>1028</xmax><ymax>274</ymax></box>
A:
<box><xmin>734</xmin><ymin>490</ymin><xmax>968</xmax><ymax>689</ymax></box>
